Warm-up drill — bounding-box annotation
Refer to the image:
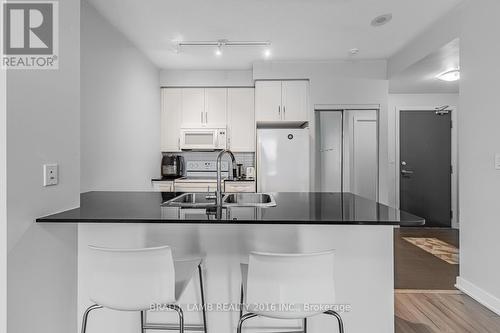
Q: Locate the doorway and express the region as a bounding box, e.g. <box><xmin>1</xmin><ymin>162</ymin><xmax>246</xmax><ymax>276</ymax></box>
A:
<box><xmin>317</xmin><ymin>109</ymin><xmax>379</xmax><ymax>200</ymax></box>
<box><xmin>399</xmin><ymin>110</ymin><xmax>452</xmax><ymax>227</ymax></box>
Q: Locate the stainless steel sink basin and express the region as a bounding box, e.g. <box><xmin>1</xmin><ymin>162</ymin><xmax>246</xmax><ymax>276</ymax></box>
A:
<box><xmin>163</xmin><ymin>193</ymin><xmax>216</xmax><ymax>208</ymax></box>
<box><xmin>222</xmin><ymin>193</ymin><xmax>276</xmax><ymax>207</ymax></box>
<box><xmin>163</xmin><ymin>192</ymin><xmax>277</xmax><ymax>208</ymax></box>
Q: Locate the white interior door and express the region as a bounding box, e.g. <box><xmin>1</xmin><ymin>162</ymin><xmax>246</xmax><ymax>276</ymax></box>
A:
<box><xmin>344</xmin><ymin>110</ymin><xmax>378</xmax><ymax>200</ymax></box>
<box><xmin>319</xmin><ymin>111</ymin><xmax>342</xmax><ymax>192</ymax></box>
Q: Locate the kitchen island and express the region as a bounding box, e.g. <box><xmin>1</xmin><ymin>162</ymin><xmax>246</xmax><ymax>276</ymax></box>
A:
<box><xmin>38</xmin><ymin>191</ymin><xmax>423</xmax><ymax>333</ymax></box>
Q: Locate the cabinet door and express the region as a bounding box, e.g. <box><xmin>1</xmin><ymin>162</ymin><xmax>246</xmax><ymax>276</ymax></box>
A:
<box><xmin>161</xmin><ymin>88</ymin><xmax>182</xmax><ymax>152</ymax></box>
<box><xmin>227</xmin><ymin>88</ymin><xmax>255</xmax><ymax>152</ymax></box>
<box><xmin>204</xmin><ymin>88</ymin><xmax>227</xmax><ymax>127</ymax></box>
<box><xmin>181</xmin><ymin>88</ymin><xmax>205</xmax><ymax>127</ymax></box>
<box><xmin>282</xmin><ymin>81</ymin><xmax>308</xmax><ymax>122</ymax></box>
<box><xmin>255</xmin><ymin>81</ymin><xmax>282</xmax><ymax>122</ymax></box>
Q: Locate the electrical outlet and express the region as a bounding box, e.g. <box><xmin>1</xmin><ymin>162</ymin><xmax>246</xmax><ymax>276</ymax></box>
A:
<box><xmin>495</xmin><ymin>153</ymin><xmax>500</xmax><ymax>170</ymax></box>
<box><xmin>43</xmin><ymin>164</ymin><xmax>58</xmax><ymax>186</ymax></box>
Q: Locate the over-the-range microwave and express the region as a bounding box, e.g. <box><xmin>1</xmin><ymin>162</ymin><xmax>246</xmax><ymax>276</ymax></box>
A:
<box><xmin>180</xmin><ymin>128</ymin><xmax>227</xmax><ymax>151</ymax></box>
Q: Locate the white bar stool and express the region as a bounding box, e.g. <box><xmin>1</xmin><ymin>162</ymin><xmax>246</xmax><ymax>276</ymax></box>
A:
<box><xmin>239</xmin><ymin>250</ymin><xmax>343</xmax><ymax>333</ymax></box>
<box><xmin>81</xmin><ymin>245</ymin><xmax>207</xmax><ymax>333</ymax></box>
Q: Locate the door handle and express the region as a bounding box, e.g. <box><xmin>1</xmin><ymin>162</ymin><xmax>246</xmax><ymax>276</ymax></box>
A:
<box><xmin>401</xmin><ymin>170</ymin><xmax>414</xmax><ymax>175</ymax></box>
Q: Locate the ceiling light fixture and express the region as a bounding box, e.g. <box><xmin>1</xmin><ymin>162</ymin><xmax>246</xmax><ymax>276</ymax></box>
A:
<box><xmin>215</xmin><ymin>44</ymin><xmax>223</xmax><ymax>57</ymax></box>
<box><xmin>177</xmin><ymin>39</ymin><xmax>271</xmax><ymax>57</ymax></box>
<box><xmin>263</xmin><ymin>48</ymin><xmax>272</xmax><ymax>59</ymax></box>
<box><xmin>371</xmin><ymin>13</ymin><xmax>393</xmax><ymax>27</ymax></box>
<box><xmin>436</xmin><ymin>69</ymin><xmax>460</xmax><ymax>82</ymax></box>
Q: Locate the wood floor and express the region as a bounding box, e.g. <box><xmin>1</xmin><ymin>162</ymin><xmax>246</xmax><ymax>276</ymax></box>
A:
<box><xmin>394</xmin><ymin>228</ymin><xmax>500</xmax><ymax>332</ymax></box>
<box><xmin>395</xmin><ymin>291</ymin><xmax>500</xmax><ymax>333</ymax></box>
<box><xmin>395</xmin><ymin>227</ymin><xmax>459</xmax><ymax>290</ymax></box>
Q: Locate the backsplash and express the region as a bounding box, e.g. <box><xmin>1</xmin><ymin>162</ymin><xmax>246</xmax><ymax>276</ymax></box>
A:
<box><xmin>163</xmin><ymin>151</ymin><xmax>255</xmax><ymax>169</ymax></box>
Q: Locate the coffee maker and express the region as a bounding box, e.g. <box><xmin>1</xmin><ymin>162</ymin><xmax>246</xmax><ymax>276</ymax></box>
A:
<box><xmin>161</xmin><ymin>154</ymin><xmax>184</xmax><ymax>179</ymax></box>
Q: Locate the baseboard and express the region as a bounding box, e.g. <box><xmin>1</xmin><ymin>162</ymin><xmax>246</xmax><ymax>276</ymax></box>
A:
<box><xmin>456</xmin><ymin>276</ymin><xmax>500</xmax><ymax>315</ymax></box>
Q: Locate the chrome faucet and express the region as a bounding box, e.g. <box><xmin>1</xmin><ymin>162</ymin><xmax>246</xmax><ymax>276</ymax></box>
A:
<box><xmin>216</xmin><ymin>149</ymin><xmax>237</xmax><ymax>206</ymax></box>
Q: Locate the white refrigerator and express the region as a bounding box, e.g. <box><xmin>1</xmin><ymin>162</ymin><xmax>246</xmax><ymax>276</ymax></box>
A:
<box><xmin>257</xmin><ymin>128</ymin><xmax>310</xmax><ymax>192</ymax></box>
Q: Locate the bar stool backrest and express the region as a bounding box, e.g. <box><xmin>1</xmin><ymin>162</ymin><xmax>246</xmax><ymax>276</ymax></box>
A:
<box><xmin>88</xmin><ymin>245</ymin><xmax>176</xmax><ymax>311</ymax></box>
<box><xmin>246</xmin><ymin>250</ymin><xmax>336</xmax><ymax>319</ymax></box>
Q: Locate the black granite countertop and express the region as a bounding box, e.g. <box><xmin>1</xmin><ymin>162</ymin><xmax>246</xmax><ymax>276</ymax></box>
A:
<box><xmin>36</xmin><ymin>191</ymin><xmax>424</xmax><ymax>226</ymax></box>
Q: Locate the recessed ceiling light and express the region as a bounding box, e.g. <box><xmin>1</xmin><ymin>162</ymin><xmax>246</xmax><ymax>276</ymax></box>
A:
<box><xmin>263</xmin><ymin>48</ymin><xmax>271</xmax><ymax>59</ymax></box>
<box><xmin>371</xmin><ymin>13</ymin><xmax>393</xmax><ymax>27</ymax></box>
<box><xmin>436</xmin><ymin>69</ymin><xmax>460</xmax><ymax>82</ymax></box>
<box><xmin>349</xmin><ymin>48</ymin><xmax>359</xmax><ymax>56</ymax></box>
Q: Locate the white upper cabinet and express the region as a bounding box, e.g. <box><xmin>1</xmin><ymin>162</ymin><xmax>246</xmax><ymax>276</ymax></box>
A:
<box><xmin>255</xmin><ymin>81</ymin><xmax>282</xmax><ymax>122</ymax></box>
<box><xmin>255</xmin><ymin>80</ymin><xmax>309</xmax><ymax>123</ymax></box>
<box><xmin>281</xmin><ymin>81</ymin><xmax>308</xmax><ymax>122</ymax></box>
<box><xmin>204</xmin><ymin>88</ymin><xmax>227</xmax><ymax>128</ymax></box>
<box><xmin>181</xmin><ymin>88</ymin><xmax>227</xmax><ymax>128</ymax></box>
<box><xmin>181</xmin><ymin>88</ymin><xmax>205</xmax><ymax>127</ymax></box>
<box><xmin>161</xmin><ymin>88</ymin><xmax>182</xmax><ymax>152</ymax></box>
<box><xmin>227</xmin><ymin>88</ymin><xmax>255</xmax><ymax>152</ymax></box>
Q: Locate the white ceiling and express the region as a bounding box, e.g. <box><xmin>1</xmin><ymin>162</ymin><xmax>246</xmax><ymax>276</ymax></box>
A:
<box><xmin>389</xmin><ymin>39</ymin><xmax>459</xmax><ymax>94</ymax></box>
<box><xmin>86</xmin><ymin>0</ymin><xmax>463</xmax><ymax>70</ymax></box>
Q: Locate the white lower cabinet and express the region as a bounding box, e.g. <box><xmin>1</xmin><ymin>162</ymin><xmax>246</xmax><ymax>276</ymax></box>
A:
<box><xmin>224</xmin><ymin>181</ymin><xmax>256</xmax><ymax>193</ymax></box>
<box><xmin>174</xmin><ymin>181</ymin><xmax>217</xmax><ymax>193</ymax></box>
<box><xmin>152</xmin><ymin>181</ymin><xmax>175</xmax><ymax>192</ymax></box>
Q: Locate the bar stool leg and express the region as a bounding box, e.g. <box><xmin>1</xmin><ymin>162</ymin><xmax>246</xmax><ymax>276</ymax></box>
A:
<box><xmin>168</xmin><ymin>304</ymin><xmax>184</xmax><ymax>333</ymax></box>
<box><xmin>198</xmin><ymin>263</ymin><xmax>208</xmax><ymax>333</ymax></box>
<box><xmin>81</xmin><ymin>304</ymin><xmax>103</xmax><ymax>333</ymax></box>
<box><xmin>239</xmin><ymin>284</ymin><xmax>244</xmax><ymax>319</ymax></box>
<box><xmin>140</xmin><ymin>311</ymin><xmax>146</xmax><ymax>333</ymax></box>
<box><xmin>303</xmin><ymin>318</ymin><xmax>307</xmax><ymax>333</ymax></box>
<box><xmin>324</xmin><ymin>310</ymin><xmax>344</xmax><ymax>333</ymax></box>
<box><xmin>237</xmin><ymin>313</ymin><xmax>257</xmax><ymax>333</ymax></box>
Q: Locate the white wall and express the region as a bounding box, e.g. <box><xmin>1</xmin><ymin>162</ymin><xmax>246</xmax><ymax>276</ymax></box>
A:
<box><xmin>253</xmin><ymin>60</ymin><xmax>390</xmax><ymax>204</ymax></box>
<box><xmin>0</xmin><ymin>31</ymin><xmax>6</xmax><ymax>333</ymax></box>
<box><xmin>387</xmin><ymin>5</ymin><xmax>462</xmax><ymax>78</ymax></box>
<box><xmin>387</xmin><ymin>94</ymin><xmax>459</xmax><ymax>209</ymax></box>
<box><xmin>81</xmin><ymin>0</ymin><xmax>161</xmax><ymax>192</ymax></box>
<box><xmin>456</xmin><ymin>0</ymin><xmax>500</xmax><ymax>315</ymax></box>
<box><xmin>6</xmin><ymin>0</ymin><xmax>80</xmax><ymax>332</ymax></box>
<box><xmin>160</xmin><ymin>69</ymin><xmax>253</xmax><ymax>87</ymax></box>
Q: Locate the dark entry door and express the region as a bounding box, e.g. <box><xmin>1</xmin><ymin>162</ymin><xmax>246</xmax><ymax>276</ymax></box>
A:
<box><xmin>400</xmin><ymin>110</ymin><xmax>452</xmax><ymax>227</ymax></box>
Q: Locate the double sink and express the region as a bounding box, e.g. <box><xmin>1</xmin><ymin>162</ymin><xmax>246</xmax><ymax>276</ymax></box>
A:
<box><xmin>163</xmin><ymin>192</ymin><xmax>276</xmax><ymax>208</ymax></box>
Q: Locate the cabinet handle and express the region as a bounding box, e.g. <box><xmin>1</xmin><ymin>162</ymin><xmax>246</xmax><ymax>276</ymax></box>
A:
<box><xmin>201</xmin><ymin>112</ymin><xmax>203</xmax><ymax>123</ymax></box>
<box><xmin>178</xmin><ymin>137</ymin><xmax>180</xmax><ymax>150</ymax></box>
<box><xmin>283</xmin><ymin>106</ymin><xmax>286</xmax><ymax>120</ymax></box>
<box><xmin>205</xmin><ymin>112</ymin><xmax>208</xmax><ymax>124</ymax></box>
<box><xmin>278</xmin><ymin>106</ymin><xmax>281</xmax><ymax>119</ymax></box>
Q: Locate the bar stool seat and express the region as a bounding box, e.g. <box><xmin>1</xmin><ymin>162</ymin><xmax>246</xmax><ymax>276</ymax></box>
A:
<box><xmin>238</xmin><ymin>251</ymin><xmax>344</xmax><ymax>333</ymax></box>
<box><xmin>81</xmin><ymin>246</ymin><xmax>207</xmax><ymax>333</ymax></box>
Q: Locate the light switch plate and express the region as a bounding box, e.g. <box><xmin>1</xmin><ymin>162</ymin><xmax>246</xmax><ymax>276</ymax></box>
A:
<box><xmin>495</xmin><ymin>153</ymin><xmax>500</xmax><ymax>170</ymax></box>
<box><xmin>43</xmin><ymin>164</ymin><xmax>58</xmax><ymax>186</ymax></box>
